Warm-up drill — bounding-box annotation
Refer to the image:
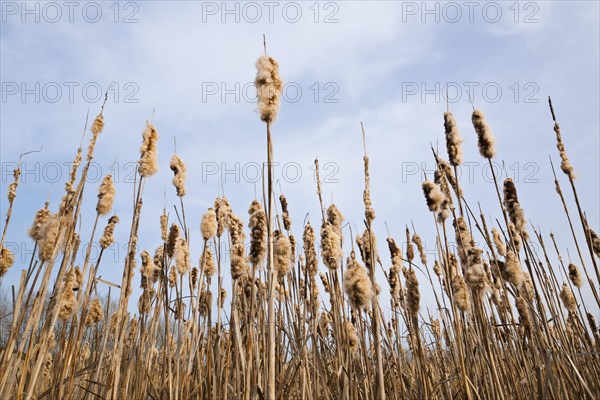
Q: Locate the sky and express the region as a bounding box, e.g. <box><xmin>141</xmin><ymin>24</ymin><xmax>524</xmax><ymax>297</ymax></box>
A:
<box><xmin>1</xmin><ymin>1</ymin><xmax>599</xmax><ymax>317</ymax></box>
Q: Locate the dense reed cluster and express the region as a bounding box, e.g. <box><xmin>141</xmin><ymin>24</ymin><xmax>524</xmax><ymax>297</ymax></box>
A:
<box><xmin>0</xmin><ymin>53</ymin><xmax>598</xmax><ymax>400</ymax></box>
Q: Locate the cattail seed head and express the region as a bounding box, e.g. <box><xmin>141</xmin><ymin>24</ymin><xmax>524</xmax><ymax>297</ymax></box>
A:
<box><xmin>168</xmin><ymin>266</ymin><xmax>177</xmax><ymax>287</ymax></box>
<box><xmin>303</xmin><ymin>223</ymin><xmax>318</xmax><ymax>277</ymax></box>
<box><xmin>166</xmin><ymin>223</ymin><xmax>180</xmax><ymax>258</ymax></box>
<box><xmin>320</xmin><ymin>221</ymin><xmax>341</xmax><ymax>270</ymax></box>
<box><xmin>444</xmin><ymin>111</ymin><xmax>463</xmax><ymax>166</ymax></box>
<box><xmin>503</xmin><ymin>250</ymin><xmax>524</xmax><ymax>288</ymax></box>
<box><xmin>491</xmin><ymin>228</ymin><xmax>506</xmax><ymax>257</ymax></box>
<box><xmin>587</xmin><ymin>313</ymin><xmax>598</xmax><ymax>335</ymax></box>
<box><xmin>503</xmin><ymin>179</ymin><xmax>527</xmax><ymax>237</ymax></box>
<box><xmin>472</xmin><ymin>109</ymin><xmax>496</xmax><ymax>158</ymax></box>
<box><xmin>99</xmin><ymin>215</ymin><xmax>119</xmax><ymax>249</ymax></box>
<box><xmin>422</xmin><ymin>180</ymin><xmax>445</xmax><ymax>212</ymax></box>
<box><xmin>588</xmin><ymin>228</ymin><xmax>600</xmax><ymax>259</ymax></box>
<box><xmin>0</xmin><ymin>246</ymin><xmax>15</xmax><ymax>277</ymax></box>
<box><xmin>248</xmin><ymin>200</ymin><xmax>267</xmax><ymax>267</ymax></box>
<box><xmin>508</xmin><ymin>222</ymin><xmax>521</xmax><ymax>253</ymax></box>
<box><xmin>160</xmin><ymin>211</ymin><xmax>168</xmax><ymax>242</ymax></box>
<box><xmin>59</xmin><ymin>268</ymin><xmax>78</xmax><ymax>320</ymax></box>
<box><xmin>96</xmin><ymin>175</ymin><xmax>115</xmax><ymax>215</ymax></box>
<box><xmin>218</xmin><ymin>288</ymin><xmax>227</xmax><ymax>309</ymax></box>
<box><xmin>203</xmin><ymin>247</ymin><xmax>216</xmax><ymax>278</ymax></box>
<box><xmin>362</xmin><ymin>156</ymin><xmax>376</xmax><ymax>224</ymax></box>
<box><xmin>86</xmin><ymin>298</ymin><xmax>104</xmax><ymax>325</ymax></box>
<box><xmin>326</xmin><ymin>204</ymin><xmax>344</xmax><ymax>246</ymax></box>
<box><xmin>343</xmin><ymin>320</ymin><xmax>359</xmax><ymax>352</ymax></box>
<box><xmin>140</xmin><ymin>250</ymin><xmax>159</xmax><ymax>286</ymax></box>
<box><xmin>279</xmin><ymin>195</ymin><xmax>291</xmax><ymax>231</ymax></box>
<box><xmin>452</xmin><ymin>275</ymin><xmax>471</xmax><ymax>313</ymax></box>
<box><xmin>515</xmin><ymin>296</ymin><xmax>531</xmax><ymax>334</ymax></box>
<box><xmin>138</xmin><ymin>122</ymin><xmax>159</xmax><ymax>177</ymax></box>
<box><xmin>86</xmin><ymin>114</ymin><xmax>104</xmax><ymax>162</ymax></box>
<box><xmin>274</xmin><ymin>230</ymin><xmax>292</xmax><ymax>278</ymax></box>
<box><xmin>560</xmin><ymin>283</ymin><xmax>577</xmax><ymax>313</ymax></box>
<box><xmin>28</xmin><ymin>203</ymin><xmax>51</xmax><ymax>241</ymax></box>
<box><xmin>404</xmin><ymin>267</ymin><xmax>420</xmax><ymax>318</ymax></box>
<box><xmin>201</xmin><ymin>207</ymin><xmax>218</xmax><ymax>241</ymax></box>
<box><xmin>405</xmin><ymin>228</ymin><xmax>414</xmax><ymax>264</ymax></box>
<box><xmin>553</xmin><ymin>123</ymin><xmax>575</xmax><ymax>179</ymax></box>
<box><xmin>39</xmin><ymin>214</ymin><xmax>60</xmax><ymax>262</ymax></box>
<box><xmin>568</xmin><ymin>263</ymin><xmax>583</xmax><ymax>288</ymax></box>
<box><xmin>169</xmin><ymin>154</ymin><xmax>186</xmax><ymax>197</ymax></box>
<box><xmin>174</xmin><ymin>238</ymin><xmax>190</xmax><ymax>275</ymax></box>
<box><xmin>228</xmin><ymin>213</ymin><xmax>248</xmax><ymax>279</ymax></box>
<box><xmin>215</xmin><ymin>196</ymin><xmax>231</xmax><ymax>237</ymax></box>
<box><xmin>344</xmin><ymin>251</ymin><xmax>373</xmax><ymax>310</ymax></box>
<box><xmin>412</xmin><ymin>234</ymin><xmax>427</xmax><ymax>265</ymax></box>
<box><xmin>255</xmin><ymin>55</ymin><xmax>283</xmax><ymax>123</ymax></box>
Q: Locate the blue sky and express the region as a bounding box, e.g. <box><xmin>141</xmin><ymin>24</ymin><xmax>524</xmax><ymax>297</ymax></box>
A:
<box><xmin>1</xmin><ymin>1</ymin><xmax>598</xmax><ymax>315</ymax></box>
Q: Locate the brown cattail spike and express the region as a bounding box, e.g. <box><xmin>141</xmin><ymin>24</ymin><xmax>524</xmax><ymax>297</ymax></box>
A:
<box><xmin>472</xmin><ymin>109</ymin><xmax>496</xmax><ymax>159</ymax></box>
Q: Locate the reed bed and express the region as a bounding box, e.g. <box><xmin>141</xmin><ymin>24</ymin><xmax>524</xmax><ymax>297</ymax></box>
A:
<box><xmin>0</xmin><ymin>50</ymin><xmax>598</xmax><ymax>400</ymax></box>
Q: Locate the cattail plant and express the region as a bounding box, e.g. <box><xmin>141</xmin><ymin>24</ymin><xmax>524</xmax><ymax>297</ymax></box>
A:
<box><xmin>344</xmin><ymin>251</ymin><xmax>373</xmax><ymax>311</ymax></box>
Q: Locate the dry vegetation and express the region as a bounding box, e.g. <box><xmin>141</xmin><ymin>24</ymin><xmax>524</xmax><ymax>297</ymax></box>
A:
<box><xmin>0</xmin><ymin>50</ymin><xmax>599</xmax><ymax>400</ymax></box>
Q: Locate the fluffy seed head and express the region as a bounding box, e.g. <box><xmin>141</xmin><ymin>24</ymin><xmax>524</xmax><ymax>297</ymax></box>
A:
<box><xmin>344</xmin><ymin>251</ymin><xmax>373</xmax><ymax>310</ymax></box>
<box><xmin>274</xmin><ymin>230</ymin><xmax>292</xmax><ymax>278</ymax></box>
<box><xmin>28</xmin><ymin>203</ymin><xmax>51</xmax><ymax>241</ymax></box>
<box><xmin>255</xmin><ymin>55</ymin><xmax>283</xmax><ymax>123</ymax></box>
<box><xmin>174</xmin><ymin>238</ymin><xmax>191</xmax><ymax>275</ymax></box>
<box><xmin>412</xmin><ymin>234</ymin><xmax>427</xmax><ymax>265</ymax></box>
<box><xmin>39</xmin><ymin>214</ymin><xmax>60</xmax><ymax>262</ymax></box>
<box><xmin>472</xmin><ymin>109</ymin><xmax>496</xmax><ymax>159</ymax></box>
<box><xmin>203</xmin><ymin>248</ymin><xmax>216</xmax><ymax>278</ymax></box>
<box><xmin>452</xmin><ymin>275</ymin><xmax>471</xmax><ymax>313</ymax></box>
<box><xmin>169</xmin><ymin>154</ymin><xmax>186</xmax><ymax>197</ymax></box>
<box><xmin>215</xmin><ymin>196</ymin><xmax>231</xmax><ymax>237</ymax></box>
<box><xmin>303</xmin><ymin>223</ymin><xmax>318</xmax><ymax>277</ymax></box>
<box><xmin>588</xmin><ymin>228</ymin><xmax>600</xmax><ymax>259</ymax></box>
<box><xmin>326</xmin><ymin>204</ymin><xmax>344</xmax><ymax>246</ymax></box>
<box><xmin>248</xmin><ymin>200</ymin><xmax>267</xmax><ymax>267</ymax></box>
<box><xmin>0</xmin><ymin>246</ymin><xmax>15</xmax><ymax>277</ymax></box>
<box><xmin>515</xmin><ymin>296</ymin><xmax>531</xmax><ymax>334</ymax></box>
<box><xmin>59</xmin><ymin>268</ymin><xmax>78</xmax><ymax>320</ymax></box>
<box><xmin>99</xmin><ymin>215</ymin><xmax>119</xmax><ymax>249</ymax></box>
<box><xmin>503</xmin><ymin>250</ymin><xmax>524</xmax><ymax>288</ymax></box>
<box><xmin>96</xmin><ymin>175</ymin><xmax>115</xmax><ymax>215</ymax></box>
<box><xmin>422</xmin><ymin>180</ymin><xmax>445</xmax><ymax>212</ymax></box>
<box><xmin>86</xmin><ymin>298</ymin><xmax>104</xmax><ymax>325</ymax></box>
<box><xmin>138</xmin><ymin>122</ymin><xmax>159</xmax><ymax>177</ymax></box>
<box><xmin>503</xmin><ymin>179</ymin><xmax>527</xmax><ymax>236</ymax></box>
<box><xmin>444</xmin><ymin>111</ymin><xmax>463</xmax><ymax>166</ymax></box>
<box><xmin>559</xmin><ymin>283</ymin><xmax>577</xmax><ymax>313</ymax></box>
<box><xmin>343</xmin><ymin>320</ymin><xmax>359</xmax><ymax>352</ymax></box>
<box><xmin>404</xmin><ymin>267</ymin><xmax>420</xmax><ymax>319</ymax></box>
<box><xmin>491</xmin><ymin>228</ymin><xmax>506</xmax><ymax>257</ymax></box>
<box><xmin>201</xmin><ymin>207</ymin><xmax>218</xmax><ymax>241</ymax></box>
<box><xmin>321</xmin><ymin>221</ymin><xmax>341</xmax><ymax>270</ymax></box>
<box><xmin>568</xmin><ymin>263</ymin><xmax>583</xmax><ymax>288</ymax></box>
